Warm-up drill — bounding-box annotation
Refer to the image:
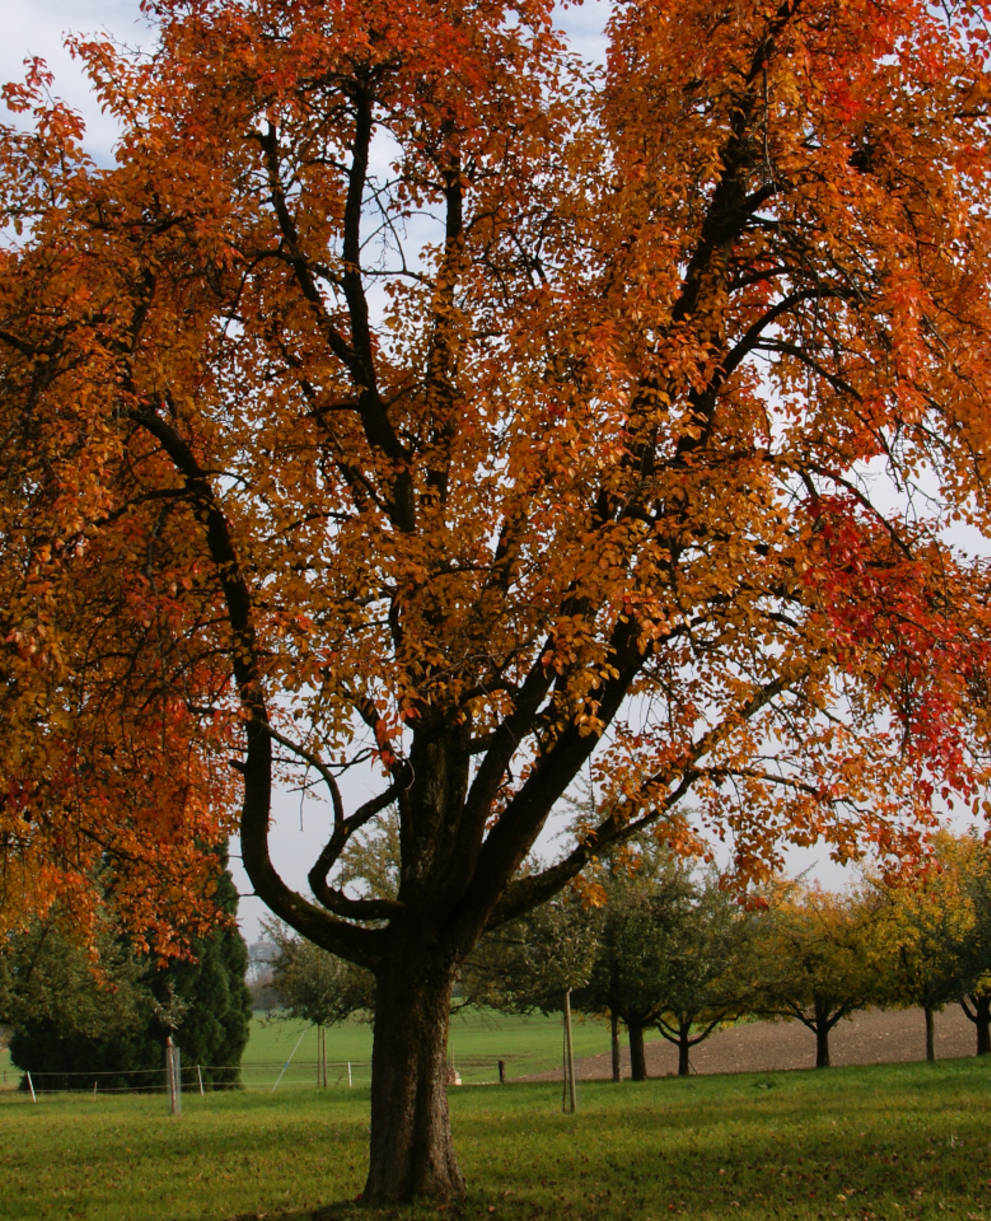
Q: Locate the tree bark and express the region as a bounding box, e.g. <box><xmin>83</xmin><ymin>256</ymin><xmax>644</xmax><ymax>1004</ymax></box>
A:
<box><xmin>923</xmin><ymin>1004</ymin><xmax>935</xmax><ymax>1063</ymax></box>
<box><xmin>962</xmin><ymin>994</ymin><xmax>991</xmax><ymax>1056</ymax></box>
<box><xmin>813</xmin><ymin>998</ymin><xmax>831</xmax><ymax>1068</ymax></box>
<box><xmin>814</xmin><ymin>1023</ymin><xmax>830</xmax><ymax>1068</ymax></box>
<box><xmin>362</xmin><ymin>951</ymin><xmax>465</xmax><ymax>1204</ymax></box>
<box><xmin>610</xmin><ymin>1010</ymin><xmax>621</xmax><ymax>1082</ymax></box>
<box><xmin>678</xmin><ymin>1026</ymin><xmax>691</xmax><ymax>1077</ymax></box>
<box><xmin>628</xmin><ymin>1015</ymin><xmax>648</xmax><ymax>1081</ymax></box>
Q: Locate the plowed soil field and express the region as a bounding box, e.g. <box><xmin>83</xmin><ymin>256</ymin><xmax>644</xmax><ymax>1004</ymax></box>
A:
<box><xmin>551</xmin><ymin>1005</ymin><xmax>981</xmax><ymax>1080</ymax></box>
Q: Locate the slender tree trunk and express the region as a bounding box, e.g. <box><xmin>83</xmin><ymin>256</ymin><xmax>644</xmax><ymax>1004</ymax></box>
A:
<box><xmin>678</xmin><ymin>1022</ymin><xmax>691</xmax><ymax>1077</ymax></box>
<box><xmin>814</xmin><ymin>1023</ymin><xmax>830</xmax><ymax>1068</ymax></box>
<box><xmin>923</xmin><ymin>1004</ymin><xmax>935</xmax><ymax>1063</ymax></box>
<box><xmin>362</xmin><ymin>951</ymin><xmax>465</xmax><ymax>1204</ymax></box>
<box><xmin>628</xmin><ymin>1015</ymin><xmax>647</xmax><ymax>1082</ymax></box>
<box><xmin>813</xmin><ymin>999</ymin><xmax>831</xmax><ymax>1068</ymax></box>
<box><xmin>610</xmin><ymin>1010</ymin><xmax>621</xmax><ymax>1082</ymax></box>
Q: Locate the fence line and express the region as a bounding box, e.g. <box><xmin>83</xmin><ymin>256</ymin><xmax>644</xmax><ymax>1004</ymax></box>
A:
<box><xmin>3</xmin><ymin>1052</ymin><xmax>524</xmax><ymax>1098</ymax></box>
<box><xmin>5</xmin><ymin>1059</ymin><xmax>374</xmax><ymax>1097</ymax></box>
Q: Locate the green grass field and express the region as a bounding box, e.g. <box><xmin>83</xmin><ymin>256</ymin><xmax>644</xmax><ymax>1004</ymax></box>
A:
<box><xmin>0</xmin><ymin>1007</ymin><xmax>609</xmax><ymax>1092</ymax></box>
<box><xmin>241</xmin><ymin>1007</ymin><xmax>611</xmax><ymax>1087</ymax></box>
<box><xmin>1</xmin><ymin>1056</ymin><xmax>990</xmax><ymax>1219</ymax></box>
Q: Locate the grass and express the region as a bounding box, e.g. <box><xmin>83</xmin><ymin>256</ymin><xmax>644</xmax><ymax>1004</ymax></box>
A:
<box><xmin>2</xmin><ymin>1057</ymin><xmax>991</xmax><ymax>1220</ymax></box>
<box><xmin>0</xmin><ymin>1006</ymin><xmax>602</xmax><ymax>1094</ymax></box>
<box><xmin>245</xmin><ymin>1007</ymin><xmax>611</xmax><ymax>1086</ymax></box>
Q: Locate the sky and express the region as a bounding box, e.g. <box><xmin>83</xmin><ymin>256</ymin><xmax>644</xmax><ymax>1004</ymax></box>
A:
<box><xmin>5</xmin><ymin>0</ymin><xmax>946</xmax><ymax>945</ymax></box>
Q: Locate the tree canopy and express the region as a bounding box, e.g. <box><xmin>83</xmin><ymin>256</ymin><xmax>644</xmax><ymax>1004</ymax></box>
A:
<box><xmin>4</xmin><ymin>0</ymin><xmax>991</xmax><ymax>1202</ymax></box>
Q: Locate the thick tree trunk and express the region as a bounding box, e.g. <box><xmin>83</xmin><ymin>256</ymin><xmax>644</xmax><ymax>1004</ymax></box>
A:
<box><xmin>968</xmin><ymin>994</ymin><xmax>991</xmax><ymax>1055</ymax></box>
<box><xmin>924</xmin><ymin>1004</ymin><xmax>935</xmax><ymax>1063</ymax></box>
<box><xmin>610</xmin><ymin>1010</ymin><xmax>621</xmax><ymax>1082</ymax></box>
<box><xmin>628</xmin><ymin>1015</ymin><xmax>648</xmax><ymax>1081</ymax></box>
<box><xmin>362</xmin><ymin>952</ymin><xmax>465</xmax><ymax>1204</ymax></box>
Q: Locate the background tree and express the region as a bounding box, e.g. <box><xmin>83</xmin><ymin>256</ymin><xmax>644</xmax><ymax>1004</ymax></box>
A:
<box><xmin>0</xmin><ymin>859</ymin><xmax>251</xmax><ymax>1090</ymax></box>
<box><xmin>463</xmin><ymin>885</ymin><xmax>601</xmax><ymax>1017</ymax></box>
<box><xmin>5</xmin><ymin>0</ymin><xmax>991</xmax><ymax>1203</ymax></box>
<box><xmin>863</xmin><ymin>838</ymin><xmax>979</xmax><ymax>1061</ymax></box>
<box><xmin>265</xmin><ymin>919</ymin><xmax>375</xmax><ymax>1027</ymax></box>
<box><xmin>573</xmin><ymin>846</ymin><xmax>699</xmax><ymax>1081</ymax></box>
<box><xmin>934</xmin><ymin>834</ymin><xmax>991</xmax><ymax>1055</ymax></box>
<box><xmin>743</xmin><ymin>883</ymin><xmax>875</xmax><ymax>1068</ymax></box>
<box><xmin>0</xmin><ymin>915</ymin><xmax>149</xmax><ymax>1092</ymax></box>
<box><xmin>648</xmin><ymin>868</ymin><xmax>753</xmax><ymax>1078</ymax></box>
<box><xmin>137</xmin><ymin>854</ymin><xmax>252</xmax><ymax>1087</ymax></box>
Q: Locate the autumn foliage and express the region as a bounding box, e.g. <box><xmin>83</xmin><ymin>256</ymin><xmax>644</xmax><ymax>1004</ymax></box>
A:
<box><xmin>5</xmin><ymin>0</ymin><xmax>991</xmax><ymax>1202</ymax></box>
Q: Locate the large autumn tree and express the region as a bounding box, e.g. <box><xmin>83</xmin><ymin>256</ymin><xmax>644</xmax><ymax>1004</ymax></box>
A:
<box><xmin>5</xmin><ymin>0</ymin><xmax>991</xmax><ymax>1203</ymax></box>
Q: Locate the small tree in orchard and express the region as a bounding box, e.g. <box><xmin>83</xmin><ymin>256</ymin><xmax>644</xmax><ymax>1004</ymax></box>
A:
<box><xmin>864</xmin><ymin>836</ymin><xmax>979</xmax><ymax>1061</ymax></box>
<box><xmin>649</xmin><ymin>868</ymin><xmax>753</xmax><ymax>1077</ymax></box>
<box><xmin>561</xmin><ymin>843</ymin><xmax>729</xmax><ymax>1081</ymax></box>
<box><xmin>743</xmin><ymin>883</ymin><xmax>875</xmax><ymax>1068</ymax></box>
<box><xmin>935</xmin><ymin>834</ymin><xmax>991</xmax><ymax>1055</ymax></box>
<box><xmin>463</xmin><ymin>883</ymin><xmax>601</xmax><ymax>1017</ymax></box>
<box><xmin>6</xmin><ymin>0</ymin><xmax>991</xmax><ymax>1203</ymax></box>
<box><xmin>265</xmin><ymin>919</ymin><xmax>375</xmax><ymax>1027</ymax></box>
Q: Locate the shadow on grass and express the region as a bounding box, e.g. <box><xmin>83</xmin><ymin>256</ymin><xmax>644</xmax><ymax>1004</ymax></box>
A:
<box><xmin>229</xmin><ymin>1200</ymin><xmax>439</xmax><ymax>1221</ymax></box>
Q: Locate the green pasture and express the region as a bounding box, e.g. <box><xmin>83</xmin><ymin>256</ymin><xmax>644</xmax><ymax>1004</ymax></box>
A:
<box><xmin>2</xmin><ymin>1057</ymin><xmax>990</xmax><ymax>1219</ymax></box>
<box><xmin>0</xmin><ymin>1007</ymin><xmax>608</xmax><ymax>1093</ymax></box>
<box><xmin>243</xmin><ymin>1006</ymin><xmax>610</xmax><ymax>1086</ymax></box>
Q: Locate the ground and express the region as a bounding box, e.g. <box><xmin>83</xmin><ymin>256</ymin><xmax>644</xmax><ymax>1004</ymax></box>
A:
<box><xmin>548</xmin><ymin>1006</ymin><xmax>981</xmax><ymax>1080</ymax></box>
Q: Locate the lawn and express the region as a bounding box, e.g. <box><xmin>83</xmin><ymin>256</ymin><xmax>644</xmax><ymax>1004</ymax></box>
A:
<box><xmin>2</xmin><ymin>1057</ymin><xmax>989</xmax><ymax>1220</ymax></box>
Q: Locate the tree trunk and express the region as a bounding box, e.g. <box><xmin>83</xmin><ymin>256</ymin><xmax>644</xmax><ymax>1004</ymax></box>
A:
<box><xmin>813</xmin><ymin>999</ymin><xmax>831</xmax><ymax>1068</ymax></box>
<box><xmin>814</xmin><ymin>1023</ymin><xmax>830</xmax><ymax>1068</ymax></box>
<box><xmin>610</xmin><ymin>1010</ymin><xmax>621</xmax><ymax>1082</ymax></box>
<box><xmin>628</xmin><ymin>1015</ymin><xmax>648</xmax><ymax>1082</ymax></box>
<box><xmin>677</xmin><ymin>1022</ymin><xmax>691</xmax><ymax>1077</ymax></box>
<box><xmin>923</xmin><ymin>1004</ymin><xmax>935</xmax><ymax>1063</ymax></box>
<box><xmin>362</xmin><ymin>951</ymin><xmax>465</xmax><ymax>1204</ymax></box>
<box><xmin>966</xmin><ymin>994</ymin><xmax>991</xmax><ymax>1055</ymax></box>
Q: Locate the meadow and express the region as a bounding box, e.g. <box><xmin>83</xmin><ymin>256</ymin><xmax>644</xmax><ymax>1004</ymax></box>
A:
<box><xmin>0</xmin><ymin>1007</ymin><xmax>609</xmax><ymax>1093</ymax></box>
<box><xmin>1</xmin><ymin>1053</ymin><xmax>989</xmax><ymax>1220</ymax></box>
<box><xmin>239</xmin><ymin>1007</ymin><xmax>610</xmax><ymax>1088</ymax></box>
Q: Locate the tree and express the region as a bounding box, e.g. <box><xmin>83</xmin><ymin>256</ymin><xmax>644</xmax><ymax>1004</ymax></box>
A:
<box><xmin>928</xmin><ymin>833</ymin><xmax>991</xmax><ymax>1055</ymax></box>
<box><xmin>137</xmin><ymin>853</ymin><xmax>253</xmax><ymax>1087</ymax></box>
<box><xmin>4</xmin><ymin>0</ymin><xmax>991</xmax><ymax>1202</ymax></box>
<box><xmin>744</xmin><ymin>883</ymin><xmax>875</xmax><ymax>1068</ymax></box>
<box><xmin>648</xmin><ymin>869</ymin><xmax>752</xmax><ymax>1078</ymax></box>
<box><xmin>0</xmin><ymin>859</ymin><xmax>252</xmax><ymax>1089</ymax></box>
<box><xmin>863</xmin><ymin>837</ymin><xmax>979</xmax><ymax>1061</ymax></box>
<box><xmin>265</xmin><ymin>919</ymin><xmax>375</xmax><ymax>1027</ymax></box>
<box><xmin>0</xmin><ymin>916</ymin><xmax>149</xmax><ymax>1092</ymax></box>
<box><xmin>557</xmin><ymin>847</ymin><xmax>749</xmax><ymax>1081</ymax></box>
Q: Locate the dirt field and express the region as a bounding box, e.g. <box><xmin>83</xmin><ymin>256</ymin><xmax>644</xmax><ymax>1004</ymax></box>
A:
<box><xmin>560</xmin><ymin>1005</ymin><xmax>982</xmax><ymax>1080</ymax></box>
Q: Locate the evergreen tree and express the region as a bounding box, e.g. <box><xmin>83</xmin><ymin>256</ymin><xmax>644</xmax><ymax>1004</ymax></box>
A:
<box><xmin>137</xmin><ymin>856</ymin><xmax>253</xmax><ymax>1086</ymax></box>
<box><xmin>0</xmin><ymin>854</ymin><xmax>251</xmax><ymax>1090</ymax></box>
